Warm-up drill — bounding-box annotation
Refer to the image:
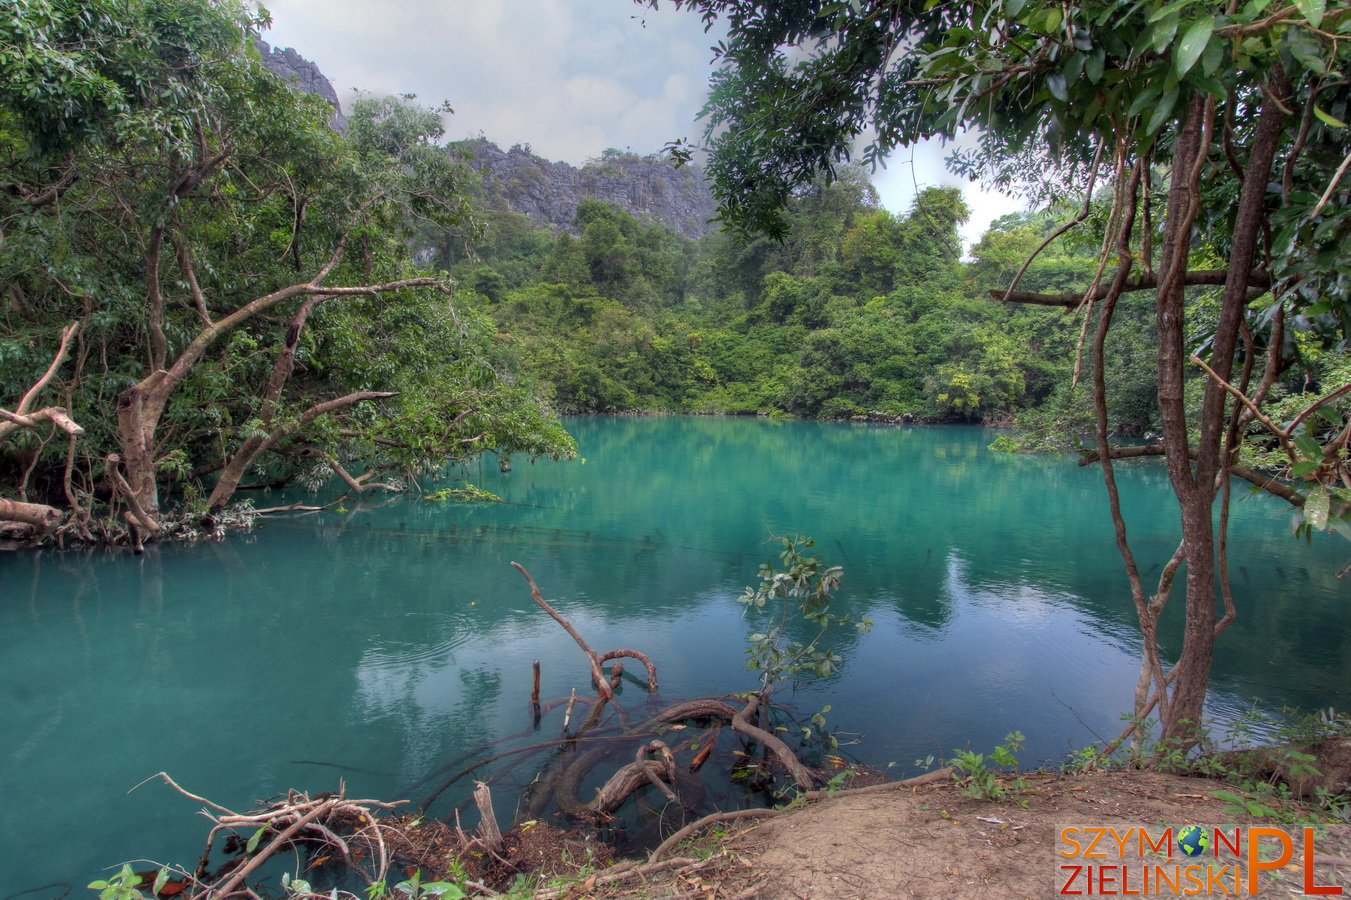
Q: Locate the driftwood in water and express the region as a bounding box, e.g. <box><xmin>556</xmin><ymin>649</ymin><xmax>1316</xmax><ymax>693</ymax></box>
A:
<box><xmin>597</xmin><ymin>648</ymin><xmax>658</xmax><ymax>691</ymax></box>
<box><xmin>511</xmin><ymin>562</ymin><xmax>660</xmax><ymax>698</ymax></box>
<box><xmin>732</xmin><ymin>694</ymin><xmax>815</xmax><ymax>790</ymax></box>
<box><xmin>588</xmin><ymin>740</ymin><xmax>679</xmax><ymax>816</ymax></box>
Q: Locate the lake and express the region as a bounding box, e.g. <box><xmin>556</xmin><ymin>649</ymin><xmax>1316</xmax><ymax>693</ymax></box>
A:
<box><xmin>1</xmin><ymin>416</ymin><xmax>1347</xmax><ymax>893</ymax></box>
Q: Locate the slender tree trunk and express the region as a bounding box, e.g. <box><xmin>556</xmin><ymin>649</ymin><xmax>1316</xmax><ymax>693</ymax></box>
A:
<box><xmin>1154</xmin><ymin>86</ymin><xmax>1286</xmax><ymax>744</ymax></box>
<box><xmin>1153</xmin><ymin>95</ymin><xmax>1211</xmax><ymax>742</ymax></box>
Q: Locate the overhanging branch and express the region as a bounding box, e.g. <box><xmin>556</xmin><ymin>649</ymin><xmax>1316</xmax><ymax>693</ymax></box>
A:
<box><xmin>1078</xmin><ymin>444</ymin><xmax>1305</xmax><ymax>507</ymax></box>
<box><xmin>991</xmin><ymin>270</ymin><xmax>1270</xmax><ymax>307</ymax></box>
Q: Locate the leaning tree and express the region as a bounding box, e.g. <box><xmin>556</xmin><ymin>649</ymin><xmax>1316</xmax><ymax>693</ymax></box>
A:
<box><xmin>649</xmin><ymin>0</ymin><xmax>1350</xmax><ymax>745</ymax></box>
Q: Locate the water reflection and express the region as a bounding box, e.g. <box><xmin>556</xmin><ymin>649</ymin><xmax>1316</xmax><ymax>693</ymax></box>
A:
<box><xmin>0</xmin><ymin>417</ymin><xmax>1347</xmax><ymax>894</ymax></box>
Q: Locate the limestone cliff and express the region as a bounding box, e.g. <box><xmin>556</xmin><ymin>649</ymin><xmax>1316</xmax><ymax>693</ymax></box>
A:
<box><xmin>459</xmin><ymin>139</ymin><xmax>718</xmax><ymax>239</ymax></box>
<box><xmin>255</xmin><ymin>40</ymin><xmax>347</xmax><ymax>131</ymax></box>
<box><xmin>254</xmin><ymin>44</ymin><xmax>717</xmax><ymax>237</ymax></box>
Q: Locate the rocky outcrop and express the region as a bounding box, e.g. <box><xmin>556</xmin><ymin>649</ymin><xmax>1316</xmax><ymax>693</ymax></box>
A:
<box><xmin>255</xmin><ymin>40</ymin><xmax>347</xmax><ymax>131</ymax></box>
<box><xmin>251</xmin><ymin>43</ymin><xmax>715</xmax><ymax>236</ymax></box>
<box><xmin>460</xmin><ymin>139</ymin><xmax>718</xmax><ymax>238</ymax></box>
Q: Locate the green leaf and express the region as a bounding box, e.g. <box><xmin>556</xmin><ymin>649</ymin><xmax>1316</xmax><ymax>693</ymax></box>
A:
<box><xmin>1148</xmin><ymin>0</ymin><xmax>1194</xmax><ymax>23</ymax></box>
<box><xmin>1151</xmin><ymin>16</ymin><xmax>1180</xmax><ymax>54</ymax></box>
<box><xmin>1305</xmin><ymin>486</ymin><xmax>1330</xmax><ymax>530</ymax></box>
<box><xmin>1047</xmin><ymin>72</ymin><xmax>1069</xmax><ymax>102</ymax></box>
<box><xmin>1292</xmin><ymin>459</ymin><xmax>1321</xmax><ymax>478</ymax></box>
<box><xmin>153</xmin><ymin>869</ymin><xmax>170</xmax><ymax>893</ymax></box>
<box><xmin>1005</xmin><ymin>0</ymin><xmax>1028</xmax><ymax>18</ymax></box>
<box><xmin>1295</xmin><ymin>433</ymin><xmax>1322</xmax><ymax>460</ymax></box>
<box><xmin>1175</xmin><ymin>17</ymin><xmax>1214</xmax><ymax>76</ymax></box>
<box><xmin>1313</xmin><ymin>104</ymin><xmax>1347</xmax><ymax>128</ymax></box>
<box><xmin>246</xmin><ymin>825</ymin><xmax>267</xmax><ymax>853</ymax></box>
<box><xmin>1145</xmin><ymin>86</ymin><xmax>1179</xmax><ymax>134</ymax></box>
<box><xmin>1293</xmin><ymin>0</ymin><xmax>1325</xmax><ymax>27</ymax></box>
<box><xmin>1201</xmin><ymin>35</ymin><xmax>1225</xmax><ymax>74</ymax></box>
<box><xmin>1315</xmin><ymin>405</ymin><xmax>1344</xmax><ymax>426</ymax></box>
<box><xmin>1086</xmin><ymin>48</ymin><xmax>1106</xmax><ymax>83</ymax></box>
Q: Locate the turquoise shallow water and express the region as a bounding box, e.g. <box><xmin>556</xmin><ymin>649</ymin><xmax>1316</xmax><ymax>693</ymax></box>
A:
<box><xmin>1</xmin><ymin>417</ymin><xmax>1347</xmax><ymax>892</ymax></box>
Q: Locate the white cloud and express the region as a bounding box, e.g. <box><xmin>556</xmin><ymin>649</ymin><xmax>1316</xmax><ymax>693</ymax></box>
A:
<box><xmin>259</xmin><ymin>0</ymin><xmax>1020</xmax><ymax>243</ymax></box>
<box><xmin>872</xmin><ymin>140</ymin><xmax>1026</xmax><ymax>252</ymax></box>
<box><xmin>260</xmin><ymin>0</ymin><xmax>717</xmax><ymax>163</ymax></box>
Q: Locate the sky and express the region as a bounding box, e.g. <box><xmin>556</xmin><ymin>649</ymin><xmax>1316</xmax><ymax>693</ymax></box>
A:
<box><xmin>259</xmin><ymin>0</ymin><xmax>1024</xmax><ymax>248</ymax></box>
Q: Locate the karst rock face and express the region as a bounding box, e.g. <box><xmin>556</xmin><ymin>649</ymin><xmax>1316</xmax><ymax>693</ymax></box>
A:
<box><xmin>255</xmin><ymin>40</ymin><xmax>347</xmax><ymax>131</ymax></box>
<box><xmin>459</xmin><ymin>139</ymin><xmax>718</xmax><ymax>238</ymax></box>
<box><xmin>256</xmin><ymin>43</ymin><xmax>717</xmax><ymax>237</ymax></box>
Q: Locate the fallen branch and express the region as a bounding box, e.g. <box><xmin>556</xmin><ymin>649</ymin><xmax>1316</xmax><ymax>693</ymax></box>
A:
<box><xmin>588</xmin><ymin>743</ymin><xmax>680</xmax><ymax>816</ymax></box>
<box><xmin>250</xmin><ymin>495</ymin><xmax>349</xmax><ymax>515</ymax></box>
<box><xmin>529</xmin><ymin>855</ymin><xmax>703</xmax><ymax>899</ymax></box>
<box><xmin>0</xmin><ymin>498</ymin><xmax>65</xmax><ymax>531</ymax></box>
<box><xmin>649</xmin><ymin>808</ymin><xmax>782</xmax><ymax>862</ymax></box>
<box><xmin>597</xmin><ymin>648</ymin><xmax>659</xmax><ymax>692</ymax></box>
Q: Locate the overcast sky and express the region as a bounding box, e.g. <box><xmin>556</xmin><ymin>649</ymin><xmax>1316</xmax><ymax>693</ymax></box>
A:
<box><xmin>259</xmin><ymin>0</ymin><xmax>1023</xmax><ymax>247</ymax></box>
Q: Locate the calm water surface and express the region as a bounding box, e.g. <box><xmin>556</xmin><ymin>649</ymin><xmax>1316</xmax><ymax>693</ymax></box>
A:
<box><xmin>1</xmin><ymin>417</ymin><xmax>1347</xmax><ymax>892</ymax></box>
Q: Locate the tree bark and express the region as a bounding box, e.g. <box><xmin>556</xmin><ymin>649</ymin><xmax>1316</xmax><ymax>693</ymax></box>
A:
<box><xmin>1155</xmin><ymin>85</ymin><xmax>1286</xmax><ymax>744</ymax></box>
<box><xmin>1153</xmin><ymin>94</ymin><xmax>1212</xmax><ymax>743</ymax></box>
<box><xmin>0</xmin><ymin>498</ymin><xmax>64</xmax><ymax>531</ymax></box>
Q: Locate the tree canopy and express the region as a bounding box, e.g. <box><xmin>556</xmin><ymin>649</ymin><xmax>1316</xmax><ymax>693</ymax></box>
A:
<box><xmin>1</xmin><ymin>0</ymin><xmax>574</xmax><ymax>544</ymax></box>
<box><xmin>648</xmin><ymin>0</ymin><xmax>1351</xmax><ymax>744</ymax></box>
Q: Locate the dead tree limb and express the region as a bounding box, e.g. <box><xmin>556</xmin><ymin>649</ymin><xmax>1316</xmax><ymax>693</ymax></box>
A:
<box><xmin>0</xmin><ymin>498</ymin><xmax>65</xmax><ymax>531</ymax></box>
<box><xmin>0</xmin><ymin>322</ymin><xmax>85</xmax><ymax>442</ymax></box>
<box><xmin>649</xmin><ymin>809</ymin><xmax>783</xmax><ymax>862</ymax></box>
<box><xmin>472</xmin><ymin>781</ymin><xmax>503</xmax><ymax>855</ymax></box>
<box><xmin>597</xmin><ymin>648</ymin><xmax>659</xmax><ymax>692</ymax></box>
<box><xmin>731</xmin><ymin>695</ymin><xmax>817</xmax><ymax>790</ymax></box>
<box><xmin>511</xmin><ymin>561</ymin><xmax>613</xmax><ymax>699</ymax></box>
<box><xmin>589</xmin><ymin>741</ymin><xmax>680</xmax><ymax>816</ymax></box>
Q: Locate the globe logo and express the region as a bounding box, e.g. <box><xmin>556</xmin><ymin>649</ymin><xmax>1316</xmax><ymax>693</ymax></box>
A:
<box><xmin>1177</xmin><ymin>825</ymin><xmax>1209</xmax><ymax>858</ymax></box>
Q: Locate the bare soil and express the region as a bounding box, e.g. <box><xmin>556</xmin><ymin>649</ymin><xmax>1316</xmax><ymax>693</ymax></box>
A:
<box><xmin>581</xmin><ymin>749</ymin><xmax>1351</xmax><ymax>899</ymax></box>
<box><xmin>370</xmin><ymin>736</ymin><xmax>1351</xmax><ymax>899</ymax></box>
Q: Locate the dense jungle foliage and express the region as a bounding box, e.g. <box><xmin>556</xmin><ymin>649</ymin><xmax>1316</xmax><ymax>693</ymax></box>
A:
<box><xmin>446</xmin><ymin>169</ymin><xmax>1150</xmax><ymax>427</ymax></box>
<box><xmin>0</xmin><ymin>0</ymin><xmax>574</xmax><ymax>538</ymax></box>
<box><xmin>2</xmin><ymin>0</ymin><xmax>1346</xmax><ymax>555</ymax></box>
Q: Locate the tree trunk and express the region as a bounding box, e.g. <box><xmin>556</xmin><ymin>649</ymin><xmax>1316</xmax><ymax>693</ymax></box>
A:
<box><xmin>1154</xmin><ymin>85</ymin><xmax>1286</xmax><ymax>745</ymax></box>
<box><xmin>115</xmin><ymin>372</ymin><xmax>170</xmax><ymax>518</ymax></box>
<box><xmin>0</xmin><ymin>498</ymin><xmax>64</xmax><ymax>531</ymax></box>
<box><xmin>1153</xmin><ymin>95</ymin><xmax>1212</xmax><ymax>743</ymax></box>
<box><xmin>112</xmin><ymin>235</ymin><xmax>442</xmax><ymax>523</ymax></box>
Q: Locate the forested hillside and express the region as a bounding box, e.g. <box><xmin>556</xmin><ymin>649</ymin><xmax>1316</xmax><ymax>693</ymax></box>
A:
<box><xmin>445</xmin><ymin>166</ymin><xmax>1133</xmax><ymax>427</ymax></box>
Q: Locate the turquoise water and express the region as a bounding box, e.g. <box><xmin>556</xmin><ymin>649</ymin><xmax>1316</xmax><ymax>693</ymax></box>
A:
<box><xmin>1</xmin><ymin>417</ymin><xmax>1347</xmax><ymax>893</ymax></box>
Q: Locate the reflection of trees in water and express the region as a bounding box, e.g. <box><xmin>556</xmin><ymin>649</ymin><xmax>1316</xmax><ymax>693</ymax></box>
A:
<box><xmin>354</xmin><ymin>645</ymin><xmax>503</xmax><ymax>782</ymax></box>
